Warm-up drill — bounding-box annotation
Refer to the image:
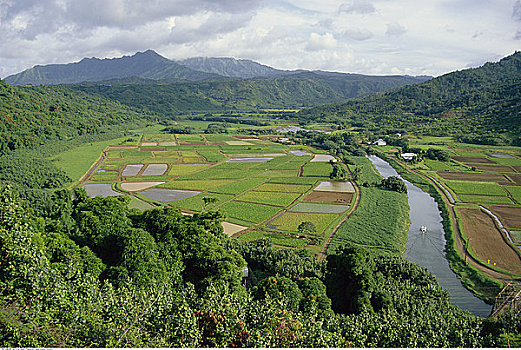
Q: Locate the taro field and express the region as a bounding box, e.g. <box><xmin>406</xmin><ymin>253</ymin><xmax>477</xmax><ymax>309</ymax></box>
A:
<box><xmin>76</xmin><ymin>133</ymin><xmax>357</xmax><ymax>254</ymax></box>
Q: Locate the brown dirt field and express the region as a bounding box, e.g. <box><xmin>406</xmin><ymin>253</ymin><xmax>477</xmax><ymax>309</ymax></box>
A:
<box><xmin>437</xmin><ymin>172</ymin><xmax>511</xmax><ymax>184</ymax></box>
<box><xmin>508</xmin><ymin>174</ymin><xmax>521</xmax><ymax>185</ymax></box>
<box><xmin>465</xmin><ymin>163</ymin><xmax>514</xmax><ymax>173</ymax></box>
<box><xmin>453</xmin><ymin>156</ymin><xmax>495</xmax><ymax>164</ymax></box>
<box><xmin>512</xmin><ymin>166</ymin><xmax>521</xmax><ymax>173</ymax></box>
<box><xmin>488</xmin><ymin>206</ymin><xmax>521</xmax><ymax>228</ymax></box>
<box><xmin>459</xmin><ymin>208</ymin><xmax>521</xmax><ymax>275</ymax></box>
<box><xmin>303</xmin><ymin>191</ymin><xmax>353</xmax><ymax>203</ymax></box>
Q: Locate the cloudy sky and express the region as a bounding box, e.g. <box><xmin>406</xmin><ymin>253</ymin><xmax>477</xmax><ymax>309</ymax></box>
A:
<box><xmin>1</xmin><ymin>0</ymin><xmax>520</xmax><ymax>78</ymax></box>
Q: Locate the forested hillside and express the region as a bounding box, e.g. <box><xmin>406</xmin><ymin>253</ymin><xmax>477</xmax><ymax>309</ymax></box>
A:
<box><xmin>300</xmin><ymin>51</ymin><xmax>521</xmax><ymax>144</ymax></box>
<box><xmin>71</xmin><ymin>72</ymin><xmax>428</xmax><ymax>113</ymax></box>
<box><xmin>1</xmin><ymin>185</ymin><xmax>519</xmax><ymax>347</ymax></box>
<box><xmin>0</xmin><ymin>80</ymin><xmax>150</xmax><ymax>153</ymax></box>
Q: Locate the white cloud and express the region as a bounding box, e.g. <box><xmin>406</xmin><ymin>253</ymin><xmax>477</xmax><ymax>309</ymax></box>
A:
<box><xmin>0</xmin><ymin>0</ymin><xmax>520</xmax><ymax>78</ymax></box>
<box><xmin>385</xmin><ymin>22</ymin><xmax>407</xmax><ymax>38</ymax></box>
<box><xmin>338</xmin><ymin>0</ymin><xmax>375</xmax><ymax>14</ymax></box>
<box><xmin>306</xmin><ymin>32</ymin><xmax>337</xmax><ymax>51</ymax></box>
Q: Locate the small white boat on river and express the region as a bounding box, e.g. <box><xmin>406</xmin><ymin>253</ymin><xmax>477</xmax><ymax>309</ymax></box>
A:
<box><xmin>420</xmin><ymin>225</ymin><xmax>427</xmax><ymax>233</ymax></box>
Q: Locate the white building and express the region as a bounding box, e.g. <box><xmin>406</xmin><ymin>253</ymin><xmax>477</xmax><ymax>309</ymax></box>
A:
<box><xmin>401</xmin><ymin>153</ymin><xmax>417</xmax><ymax>160</ymax></box>
<box><xmin>374</xmin><ymin>139</ymin><xmax>387</xmax><ymax>146</ymax></box>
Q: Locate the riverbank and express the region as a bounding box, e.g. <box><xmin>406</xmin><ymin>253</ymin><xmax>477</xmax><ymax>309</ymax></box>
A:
<box><xmin>373</xmin><ymin>151</ymin><xmax>503</xmax><ymax>304</ymax></box>
<box><xmin>368</xmin><ymin>154</ymin><xmax>492</xmax><ymax>316</ymax></box>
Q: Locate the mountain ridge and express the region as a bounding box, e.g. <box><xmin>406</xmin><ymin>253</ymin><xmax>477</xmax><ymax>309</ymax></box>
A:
<box><xmin>5</xmin><ymin>49</ymin><xmax>431</xmax><ymax>85</ymax></box>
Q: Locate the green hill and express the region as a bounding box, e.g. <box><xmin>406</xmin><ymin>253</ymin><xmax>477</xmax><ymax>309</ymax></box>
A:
<box><xmin>300</xmin><ymin>51</ymin><xmax>521</xmax><ymax>143</ymax></box>
<box><xmin>71</xmin><ymin>72</ymin><xmax>429</xmax><ymax>114</ymax></box>
<box><xmin>0</xmin><ymin>79</ymin><xmax>150</xmax><ymax>154</ymax></box>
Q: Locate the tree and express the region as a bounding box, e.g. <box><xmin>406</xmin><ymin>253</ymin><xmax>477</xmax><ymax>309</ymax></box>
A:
<box><xmin>202</xmin><ymin>196</ymin><xmax>218</xmax><ymax>211</ymax></box>
<box><xmin>329</xmin><ymin>163</ymin><xmax>347</xmax><ymax>180</ymax></box>
<box><xmin>298</xmin><ymin>221</ymin><xmax>317</xmax><ymax>235</ymax></box>
<box><xmin>325</xmin><ymin>245</ymin><xmax>388</xmax><ymax>314</ymax></box>
<box><xmin>380</xmin><ymin>176</ymin><xmax>407</xmax><ymax>193</ymax></box>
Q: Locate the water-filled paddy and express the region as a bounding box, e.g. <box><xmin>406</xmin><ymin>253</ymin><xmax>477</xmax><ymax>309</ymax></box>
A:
<box><xmin>310</xmin><ymin>154</ymin><xmax>336</xmax><ymax>162</ymax></box>
<box><xmin>290</xmin><ymin>202</ymin><xmax>348</xmax><ymax>214</ymax></box>
<box><xmin>141</xmin><ymin>142</ymin><xmax>158</xmax><ymax>146</ymax></box>
<box><xmin>82</xmin><ymin>184</ymin><xmax>122</xmax><ymax>197</ymax></box>
<box><xmin>140</xmin><ymin>188</ymin><xmax>201</xmax><ymax>203</ymax></box>
<box><xmin>122</xmin><ymin>164</ymin><xmax>144</xmax><ymax>176</ymax></box>
<box><xmin>225</xmin><ymin>141</ymin><xmax>253</xmax><ymax>146</ymax></box>
<box><xmin>142</xmin><ymin>163</ymin><xmax>168</xmax><ymax>176</ymax></box>
<box><xmin>315</xmin><ymin>181</ymin><xmax>355</xmax><ymax>193</ymax></box>
<box><xmin>226</xmin><ymin>157</ymin><xmax>274</xmax><ymax>163</ymax></box>
<box><xmin>289</xmin><ymin>150</ymin><xmax>312</xmax><ymax>156</ymax></box>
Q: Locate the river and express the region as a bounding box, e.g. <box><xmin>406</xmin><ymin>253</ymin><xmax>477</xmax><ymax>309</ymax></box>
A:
<box><xmin>368</xmin><ymin>155</ymin><xmax>492</xmax><ymax>317</ymax></box>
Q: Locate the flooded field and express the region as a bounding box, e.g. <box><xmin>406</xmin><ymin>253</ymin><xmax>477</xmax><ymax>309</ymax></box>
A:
<box><xmin>122</xmin><ymin>164</ymin><xmax>144</xmax><ymax>176</ymax></box>
<box><xmin>140</xmin><ymin>188</ymin><xmax>201</xmax><ymax>203</ymax></box>
<box><xmin>289</xmin><ymin>150</ymin><xmax>312</xmax><ymax>156</ymax></box>
<box><xmin>315</xmin><ymin>181</ymin><xmax>355</xmax><ymax>193</ymax></box>
<box><xmin>226</xmin><ymin>157</ymin><xmax>274</xmax><ymax>163</ymax></box>
<box><xmin>142</xmin><ymin>164</ymin><xmax>168</xmax><ymax>176</ymax></box>
<box><xmin>310</xmin><ymin>154</ymin><xmax>336</xmax><ymax>162</ymax></box>
<box><xmin>82</xmin><ymin>184</ymin><xmax>122</xmax><ymax>197</ymax></box>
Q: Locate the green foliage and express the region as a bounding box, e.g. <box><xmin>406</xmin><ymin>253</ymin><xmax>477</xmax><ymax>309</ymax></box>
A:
<box><xmin>298</xmin><ymin>221</ymin><xmax>317</xmax><ymax>235</ymax></box>
<box><xmin>380</xmin><ymin>176</ymin><xmax>407</xmax><ymax>193</ymax></box>
<box><xmin>325</xmin><ymin>245</ymin><xmax>389</xmax><ymax>314</ymax></box>
<box><xmin>253</xmin><ymin>276</ymin><xmax>303</xmax><ymax>312</ymax></box>
<box><xmin>330</xmin><ymin>162</ymin><xmax>348</xmax><ymax>180</ymax></box>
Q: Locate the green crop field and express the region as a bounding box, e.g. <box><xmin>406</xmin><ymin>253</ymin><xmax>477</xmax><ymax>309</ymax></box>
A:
<box><xmin>197</xmin><ymin>150</ymin><xmax>225</xmax><ymax>162</ymax></box>
<box><xmin>269</xmin><ymin>212</ymin><xmax>338</xmax><ymax>235</ymax></box>
<box><xmin>211</xmin><ymin>178</ymin><xmax>266</xmax><ymax>194</ymax></box>
<box><xmin>445</xmin><ymin>181</ymin><xmax>506</xmax><ymax>196</ymax></box>
<box><xmin>268</xmin><ymin>177</ymin><xmax>320</xmax><ymax>185</ymax></box>
<box><xmin>302</xmin><ymin>162</ymin><xmax>332</xmax><ymax>177</ymax></box>
<box><xmin>506</xmin><ymin>186</ymin><xmax>521</xmax><ymax>203</ymax></box>
<box><xmin>458</xmin><ymin>194</ymin><xmax>514</xmax><ymax>205</ymax></box>
<box><xmin>51</xmin><ymin>136</ymin><xmax>129</xmax><ymax>182</ymax></box>
<box><xmin>160</xmin><ymin>179</ymin><xmax>235</xmax><ymax>191</ymax></box>
<box><xmin>424</xmin><ymin>159</ymin><xmax>454</xmax><ymax>171</ymax></box>
<box><xmin>169</xmin><ymin>164</ymin><xmax>210</xmax><ymax>176</ymax></box>
<box><xmin>169</xmin><ymin>193</ymin><xmax>234</xmax><ymax>212</ymax></box>
<box><xmin>236</xmin><ymin>190</ymin><xmax>301</xmax><ymax>207</ymax></box>
<box><xmin>254</xmin><ymin>183</ymin><xmax>312</xmax><ymax>193</ymax></box>
<box><xmin>89</xmin><ymin>171</ymin><xmax>118</xmax><ymax>181</ymax></box>
<box><xmin>219</xmin><ymin>201</ymin><xmax>282</xmax><ymax>224</ymax></box>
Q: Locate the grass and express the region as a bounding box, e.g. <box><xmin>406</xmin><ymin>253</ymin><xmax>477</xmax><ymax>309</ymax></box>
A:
<box><xmin>458</xmin><ymin>194</ymin><xmax>514</xmax><ymax>204</ymax></box>
<box><xmin>445</xmin><ymin>181</ymin><xmax>507</xmax><ymax>196</ymax></box>
<box><xmin>269</xmin><ymin>212</ymin><xmax>338</xmax><ymax>235</ymax></box>
<box><xmin>236</xmin><ymin>191</ymin><xmax>302</xmax><ymax>207</ymax></box>
<box><xmin>302</xmin><ymin>162</ymin><xmax>332</xmax><ymax>177</ymax></box>
<box><xmin>219</xmin><ymin>201</ymin><xmax>282</xmax><ymax>224</ymax></box>
<box><xmin>505</xmin><ymin>186</ymin><xmax>521</xmax><ymax>203</ymax></box>
<box><xmin>238</xmin><ymin>230</ymin><xmax>308</xmax><ymax>248</ymax></box>
<box><xmin>211</xmin><ymin>178</ymin><xmax>266</xmax><ymax>194</ymax></box>
<box><xmin>159</xmin><ymin>179</ymin><xmax>235</xmax><ymax>191</ymax></box>
<box><xmin>330</xmin><ymin>187</ymin><xmax>410</xmax><ymax>254</ymax></box>
<box><xmin>254</xmin><ymin>183</ymin><xmax>312</xmax><ymax>193</ymax></box>
<box><xmin>51</xmin><ymin>136</ymin><xmax>128</xmax><ymax>183</ymax></box>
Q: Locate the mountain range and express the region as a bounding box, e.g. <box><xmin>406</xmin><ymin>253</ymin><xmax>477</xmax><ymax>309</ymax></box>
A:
<box><xmin>4</xmin><ymin>49</ymin><xmax>430</xmax><ymax>87</ymax></box>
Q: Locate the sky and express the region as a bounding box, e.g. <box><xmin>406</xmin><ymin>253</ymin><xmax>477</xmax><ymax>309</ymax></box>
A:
<box><xmin>1</xmin><ymin>0</ymin><xmax>520</xmax><ymax>78</ymax></box>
